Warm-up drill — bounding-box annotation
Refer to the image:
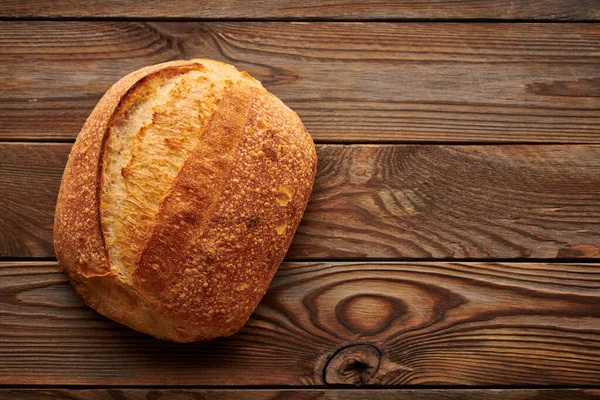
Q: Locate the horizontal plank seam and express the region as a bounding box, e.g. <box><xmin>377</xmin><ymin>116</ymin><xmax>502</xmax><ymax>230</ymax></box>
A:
<box><xmin>2</xmin><ymin>139</ymin><xmax>600</xmax><ymax>146</ymax></box>
<box><xmin>2</xmin><ymin>385</ymin><xmax>600</xmax><ymax>390</ymax></box>
<box><xmin>0</xmin><ymin>17</ymin><xmax>598</xmax><ymax>23</ymax></box>
<box><xmin>312</xmin><ymin>140</ymin><xmax>600</xmax><ymax>146</ymax></box>
<box><xmin>287</xmin><ymin>257</ymin><xmax>600</xmax><ymax>263</ymax></box>
<box><xmin>3</xmin><ymin>257</ymin><xmax>600</xmax><ymax>264</ymax></box>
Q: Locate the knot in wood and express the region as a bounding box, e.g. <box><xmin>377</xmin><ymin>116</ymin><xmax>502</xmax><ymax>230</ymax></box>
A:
<box><xmin>324</xmin><ymin>344</ymin><xmax>381</xmax><ymax>385</ymax></box>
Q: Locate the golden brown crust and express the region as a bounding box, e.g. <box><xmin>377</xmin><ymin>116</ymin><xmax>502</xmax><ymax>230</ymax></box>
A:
<box><xmin>55</xmin><ymin>60</ymin><xmax>203</xmax><ymax>277</ymax></box>
<box><xmin>54</xmin><ymin>59</ymin><xmax>316</xmax><ymax>342</ymax></box>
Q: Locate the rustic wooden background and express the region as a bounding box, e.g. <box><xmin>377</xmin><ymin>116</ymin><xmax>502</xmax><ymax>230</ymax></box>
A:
<box><xmin>1</xmin><ymin>1</ymin><xmax>599</xmax><ymax>399</ymax></box>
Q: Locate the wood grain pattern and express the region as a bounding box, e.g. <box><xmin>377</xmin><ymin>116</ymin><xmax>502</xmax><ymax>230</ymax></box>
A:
<box><xmin>2</xmin><ymin>143</ymin><xmax>600</xmax><ymax>260</ymax></box>
<box><xmin>1</xmin><ymin>261</ymin><xmax>599</xmax><ymax>385</ymax></box>
<box><xmin>305</xmin><ymin>144</ymin><xmax>600</xmax><ymax>259</ymax></box>
<box><xmin>0</xmin><ymin>0</ymin><xmax>598</xmax><ymax>20</ymax></box>
<box><xmin>2</xmin><ymin>22</ymin><xmax>600</xmax><ymax>142</ymax></box>
<box><xmin>0</xmin><ymin>143</ymin><xmax>68</xmax><ymax>258</ymax></box>
<box><xmin>1</xmin><ymin>389</ymin><xmax>599</xmax><ymax>400</ymax></box>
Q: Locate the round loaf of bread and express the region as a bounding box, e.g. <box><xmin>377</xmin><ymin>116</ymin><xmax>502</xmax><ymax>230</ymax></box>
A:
<box><xmin>53</xmin><ymin>59</ymin><xmax>317</xmax><ymax>342</ymax></box>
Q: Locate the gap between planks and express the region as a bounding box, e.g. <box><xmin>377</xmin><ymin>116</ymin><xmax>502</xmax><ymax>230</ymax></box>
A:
<box><xmin>3</xmin><ymin>139</ymin><xmax>600</xmax><ymax>146</ymax></box>
<box><xmin>3</xmin><ymin>258</ymin><xmax>600</xmax><ymax>264</ymax></box>
<box><xmin>1</xmin><ymin>17</ymin><xmax>600</xmax><ymax>22</ymax></box>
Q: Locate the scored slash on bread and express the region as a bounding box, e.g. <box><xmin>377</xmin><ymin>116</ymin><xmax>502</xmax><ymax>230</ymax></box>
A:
<box><xmin>54</xmin><ymin>59</ymin><xmax>317</xmax><ymax>342</ymax></box>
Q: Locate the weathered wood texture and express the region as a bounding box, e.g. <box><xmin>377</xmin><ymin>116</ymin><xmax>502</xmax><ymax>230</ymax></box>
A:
<box><xmin>1</xmin><ymin>261</ymin><xmax>599</xmax><ymax>385</ymax></box>
<box><xmin>2</xmin><ymin>143</ymin><xmax>600</xmax><ymax>260</ymax></box>
<box><xmin>2</xmin><ymin>22</ymin><xmax>599</xmax><ymax>143</ymax></box>
<box><xmin>0</xmin><ymin>143</ymin><xmax>67</xmax><ymax>258</ymax></box>
<box><xmin>1</xmin><ymin>389</ymin><xmax>599</xmax><ymax>400</ymax></box>
<box><xmin>0</xmin><ymin>0</ymin><xmax>598</xmax><ymax>20</ymax></box>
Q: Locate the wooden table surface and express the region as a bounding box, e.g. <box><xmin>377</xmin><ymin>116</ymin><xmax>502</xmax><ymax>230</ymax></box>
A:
<box><xmin>1</xmin><ymin>1</ymin><xmax>600</xmax><ymax>399</ymax></box>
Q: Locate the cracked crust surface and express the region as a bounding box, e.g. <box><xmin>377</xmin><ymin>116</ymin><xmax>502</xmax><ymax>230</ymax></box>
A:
<box><xmin>53</xmin><ymin>59</ymin><xmax>317</xmax><ymax>342</ymax></box>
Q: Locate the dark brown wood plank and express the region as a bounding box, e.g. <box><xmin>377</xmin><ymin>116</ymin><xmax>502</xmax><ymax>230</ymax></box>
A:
<box><xmin>1</xmin><ymin>389</ymin><xmax>599</xmax><ymax>400</ymax></box>
<box><xmin>0</xmin><ymin>143</ymin><xmax>67</xmax><ymax>258</ymax></box>
<box><xmin>0</xmin><ymin>0</ymin><xmax>598</xmax><ymax>20</ymax></box>
<box><xmin>2</xmin><ymin>143</ymin><xmax>600</xmax><ymax>260</ymax></box>
<box><xmin>1</xmin><ymin>22</ymin><xmax>599</xmax><ymax>142</ymax></box>
<box><xmin>1</xmin><ymin>261</ymin><xmax>599</xmax><ymax>385</ymax></box>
